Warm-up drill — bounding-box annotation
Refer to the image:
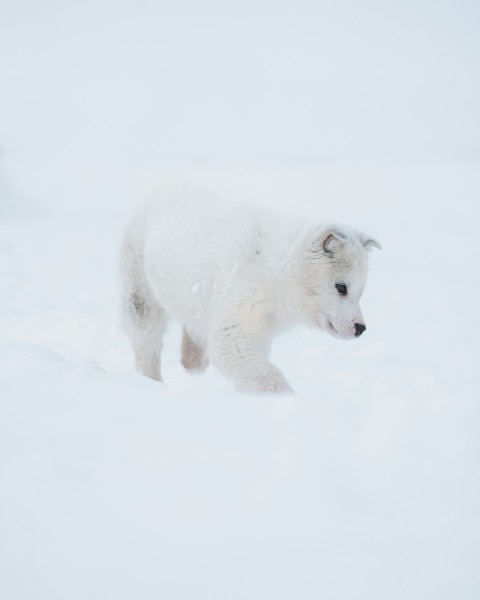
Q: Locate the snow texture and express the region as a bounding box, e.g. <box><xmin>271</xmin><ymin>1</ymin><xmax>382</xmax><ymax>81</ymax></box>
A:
<box><xmin>2</xmin><ymin>164</ymin><xmax>479</xmax><ymax>600</ymax></box>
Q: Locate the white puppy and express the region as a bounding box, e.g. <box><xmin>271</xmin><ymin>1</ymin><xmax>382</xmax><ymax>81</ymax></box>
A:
<box><xmin>120</xmin><ymin>184</ymin><xmax>381</xmax><ymax>393</ymax></box>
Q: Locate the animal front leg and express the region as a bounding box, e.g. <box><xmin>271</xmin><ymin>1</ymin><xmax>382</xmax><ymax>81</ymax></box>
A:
<box><xmin>211</xmin><ymin>326</ymin><xmax>292</xmax><ymax>393</ymax></box>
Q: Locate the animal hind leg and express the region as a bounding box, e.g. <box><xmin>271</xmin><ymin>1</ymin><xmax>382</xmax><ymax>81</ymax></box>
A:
<box><xmin>121</xmin><ymin>242</ymin><xmax>166</xmax><ymax>381</ymax></box>
<box><xmin>127</xmin><ymin>291</ymin><xmax>166</xmax><ymax>381</ymax></box>
<box><xmin>180</xmin><ymin>328</ymin><xmax>208</xmax><ymax>373</ymax></box>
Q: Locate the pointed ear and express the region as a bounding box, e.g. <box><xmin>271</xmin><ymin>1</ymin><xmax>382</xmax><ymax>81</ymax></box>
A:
<box><xmin>311</xmin><ymin>228</ymin><xmax>346</xmax><ymax>256</ymax></box>
<box><xmin>361</xmin><ymin>237</ymin><xmax>382</xmax><ymax>251</ymax></box>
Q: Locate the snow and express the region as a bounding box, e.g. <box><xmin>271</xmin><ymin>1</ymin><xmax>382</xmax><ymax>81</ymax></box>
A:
<box><xmin>1</xmin><ymin>0</ymin><xmax>480</xmax><ymax>597</ymax></box>
<box><xmin>1</xmin><ymin>164</ymin><xmax>479</xmax><ymax>599</ymax></box>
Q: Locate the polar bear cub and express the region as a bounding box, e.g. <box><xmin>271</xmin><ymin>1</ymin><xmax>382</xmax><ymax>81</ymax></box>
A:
<box><xmin>120</xmin><ymin>184</ymin><xmax>381</xmax><ymax>393</ymax></box>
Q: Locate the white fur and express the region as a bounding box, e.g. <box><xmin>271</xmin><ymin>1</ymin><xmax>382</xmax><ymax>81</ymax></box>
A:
<box><xmin>120</xmin><ymin>183</ymin><xmax>380</xmax><ymax>393</ymax></box>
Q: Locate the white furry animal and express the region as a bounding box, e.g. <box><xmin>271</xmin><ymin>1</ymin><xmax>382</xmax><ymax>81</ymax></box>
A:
<box><xmin>120</xmin><ymin>184</ymin><xmax>381</xmax><ymax>393</ymax></box>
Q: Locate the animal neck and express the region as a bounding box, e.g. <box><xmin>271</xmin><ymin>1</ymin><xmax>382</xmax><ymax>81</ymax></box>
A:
<box><xmin>269</xmin><ymin>227</ymin><xmax>313</xmax><ymax>328</ymax></box>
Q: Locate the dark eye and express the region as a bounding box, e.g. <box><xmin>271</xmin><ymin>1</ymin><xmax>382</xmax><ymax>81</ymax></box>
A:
<box><xmin>335</xmin><ymin>283</ymin><xmax>347</xmax><ymax>295</ymax></box>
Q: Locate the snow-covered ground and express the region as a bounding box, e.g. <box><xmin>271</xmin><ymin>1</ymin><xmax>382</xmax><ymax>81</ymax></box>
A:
<box><xmin>1</xmin><ymin>163</ymin><xmax>479</xmax><ymax>600</ymax></box>
<box><xmin>1</xmin><ymin>0</ymin><xmax>480</xmax><ymax>597</ymax></box>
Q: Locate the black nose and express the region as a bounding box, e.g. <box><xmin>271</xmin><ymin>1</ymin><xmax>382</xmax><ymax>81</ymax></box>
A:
<box><xmin>354</xmin><ymin>323</ymin><xmax>366</xmax><ymax>337</ymax></box>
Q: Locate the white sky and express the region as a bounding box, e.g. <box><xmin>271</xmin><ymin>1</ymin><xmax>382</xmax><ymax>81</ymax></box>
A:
<box><xmin>1</xmin><ymin>0</ymin><xmax>479</xmax><ymax>207</ymax></box>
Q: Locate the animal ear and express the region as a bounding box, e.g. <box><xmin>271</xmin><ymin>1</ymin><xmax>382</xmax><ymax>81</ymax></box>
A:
<box><xmin>311</xmin><ymin>228</ymin><xmax>346</xmax><ymax>256</ymax></box>
<box><xmin>361</xmin><ymin>237</ymin><xmax>382</xmax><ymax>251</ymax></box>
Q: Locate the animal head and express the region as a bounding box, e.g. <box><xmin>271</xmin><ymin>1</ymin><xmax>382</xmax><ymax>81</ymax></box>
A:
<box><xmin>298</xmin><ymin>225</ymin><xmax>381</xmax><ymax>339</ymax></box>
